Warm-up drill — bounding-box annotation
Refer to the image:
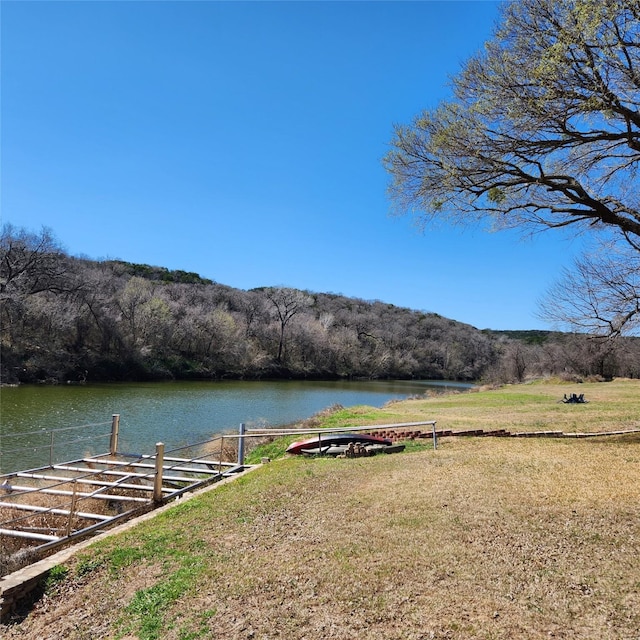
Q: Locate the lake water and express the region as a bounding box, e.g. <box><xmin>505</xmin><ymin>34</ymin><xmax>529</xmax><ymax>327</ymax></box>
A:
<box><xmin>0</xmin><ymin>379</ymin><xmax>471</xmax><ymax>474</ymax></box>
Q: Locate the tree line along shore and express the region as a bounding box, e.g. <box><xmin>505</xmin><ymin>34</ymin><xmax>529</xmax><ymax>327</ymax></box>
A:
<box><xmin>2</xmin><ymin>225</ymin><xmax>640</xmax><ymax>386</ymax></box>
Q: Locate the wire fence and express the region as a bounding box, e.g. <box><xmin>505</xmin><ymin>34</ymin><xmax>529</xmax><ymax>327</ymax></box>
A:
<box><xmin>0</xmin><ymin>417</ymin><xmax>440</xmax><ymax>581</ymax></box>
<box><xmin>0</xmin><ymin>421</ymin><xmax>249</xmax><ymax>579</ymax></box>
<box><xmin>0</xmin><ymin>420</ymin><xmax>114</xmax><ymax>475</ymax></box>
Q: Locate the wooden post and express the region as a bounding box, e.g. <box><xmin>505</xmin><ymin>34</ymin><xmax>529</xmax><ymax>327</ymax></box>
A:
<box><xmin>110</xmin><ymin>414</ymin><xmax>120</xmax><ymax>456</ymax></box>
<box><xmin>432</xmin><ymin>421</ymin><xmax>438</xmax><ymax>451</ymax></box>
<box><xmin>153</xmin><ymin>442</ymin><xmax>165</xmax><ymax>502</ymax></box>
<box><xmin>49</xmin><ymin>431</ymin><xmax>55</xmax><ymax>466</ymax></box>
<box><xmin>219</xmin><ymin>436</ymin><xmax>224</xmax><ymax>474</ymax></box>
<box><xmin>237</xmin><ymin>423</ymin><xmax>246</xmax><ymax>467</ymax></box>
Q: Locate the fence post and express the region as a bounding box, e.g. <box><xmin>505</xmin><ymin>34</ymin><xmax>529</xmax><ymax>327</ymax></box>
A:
<box><xmin>110</xmin><ymin>414</ymin><xmax>120</xmax><ymax>456</ymax></box>
<box><xmin>153</xmin><ymin>442</ymin><xmax>165</xmax><ymax>502</ymax></box>
<box><xmin>49</xmin><ymin>431</ymin><xmax>55</xmax><ymax>466</ymax></box>
<box><xmin>237</xmin><ymin>423</ymin><xmax>246</xmax><ymax>467</ymax></box>
<box><xmin>432</xmin><ymin>421</ymin><xmax>438</xmax><ymax>451</ymax></box>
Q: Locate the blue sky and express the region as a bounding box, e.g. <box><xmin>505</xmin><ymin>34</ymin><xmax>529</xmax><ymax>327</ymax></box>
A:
<box><xmin>2</xmin><ymin>0</ymin><xmax>583</xmax><ymax>330</ymax></box>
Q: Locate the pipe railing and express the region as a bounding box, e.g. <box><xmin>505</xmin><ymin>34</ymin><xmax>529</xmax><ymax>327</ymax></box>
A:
<box><xmin>244</xmin><ymin>420</ymin><xmax>437</xmax><ymax>437</ymax></box>
<box><xmin>2</xmin><ymin>416</ymin><xmax>438</xmax><ymax>554</ymax></box>
<box><xmin>0</xmin><ymin>468</ymin><xmax>151</xmax><ymax>538</ymax></box>
<box><xmin>243</xmin><ymin>420</ymin><xmax>439</xmax><ymax>450</ymax></box>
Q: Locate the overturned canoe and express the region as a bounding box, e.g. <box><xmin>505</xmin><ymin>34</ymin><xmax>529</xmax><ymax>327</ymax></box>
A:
<box><xmin>286</xmin><ymin>433</ymin><xmax>392</xmax><ymax>455</ymax></box>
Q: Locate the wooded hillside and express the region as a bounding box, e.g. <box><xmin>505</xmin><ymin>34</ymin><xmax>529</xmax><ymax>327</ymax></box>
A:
<box><xmin>2</xmin><ymin>226</ymin><xmax>639</xmax><ymax>384</ymax></box>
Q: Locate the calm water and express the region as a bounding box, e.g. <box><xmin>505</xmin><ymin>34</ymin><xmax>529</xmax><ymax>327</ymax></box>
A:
<box><xmin>0</xmin><ymin>379</ymin><xmax>471</xmax><ymax>474</ymax></box>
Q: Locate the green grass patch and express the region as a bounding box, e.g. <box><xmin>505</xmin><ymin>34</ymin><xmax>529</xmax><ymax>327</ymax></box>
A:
<box><xmin>119</xmin><ymin>561</ymin><xmax>206</xmax><ymax>640</ymax></box>
<box><xmin>245</xmin><ymin>404</ymin><xmax>406</xmax><ymax>463</ymax></box>
<box><xmin>245</xmin><ymin>435</ymin><xmax>297</xmax><ymax>463</ymax></box>
<box><xmin>398</xmin><ymin>439</ymin><xmax>433</xmax><ymax>453</ymax></box>
<box><xmin>105</xmin><ymin>521</ymin><xmax>211</xmax><ymax>639</ymax></box>
<box><xmin>318</xmin><ymin>405</ymin><xmax>388</xmax><ymax>427</ymax></box>
<box><xmin>43</xmin><ymin>565</ymin><xmax>69</xmax><ymax>593</ymax></box>
<box><xmin>74</xmin><ymin>554</ymin><xmax>104</xmax><ymax>577</ymax></box>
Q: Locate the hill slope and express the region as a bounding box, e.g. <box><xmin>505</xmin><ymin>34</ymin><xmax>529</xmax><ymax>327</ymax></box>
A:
<box><xmin>2</xmin><ymin>225</ymin><xmax>640</xmax><ymax>383</ymax></box>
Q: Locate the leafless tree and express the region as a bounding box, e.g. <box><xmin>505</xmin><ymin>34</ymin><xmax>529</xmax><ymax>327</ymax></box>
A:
<box><xmin>0</xmin><ymin>224</ymin><xmax>79</xmax><ymax>299</ymax></box>
<box><xmin>539</xmin><ymin>246</ymin><xmax>640</xmax><ymax>336</ymax></box>
<box><xmin>1</xmin><ymin>224</ymin><xmax>82</xmax><ymax>355</ymax></box>
<box><xmin>263</xmin><ymin>287</ymin><xmax>313</xmax><ymax>364</ymax></box>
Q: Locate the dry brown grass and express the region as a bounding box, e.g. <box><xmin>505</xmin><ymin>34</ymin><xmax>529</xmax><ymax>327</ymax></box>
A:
<box><xmin>339</xmin><ymin>378</ymin><xmax>640</xmax><ymax>436</ymax></box>
<box><xmin>2</xmin><ymin>379</ymin><xmax>640</xmax><ymax>639</ymax></box>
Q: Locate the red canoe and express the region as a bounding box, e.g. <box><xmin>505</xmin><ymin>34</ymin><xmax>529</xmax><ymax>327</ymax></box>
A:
<box><xmin>286</xmin><ymin>433</ymin><xmax>392</xmax><ymax>455</ymax></box>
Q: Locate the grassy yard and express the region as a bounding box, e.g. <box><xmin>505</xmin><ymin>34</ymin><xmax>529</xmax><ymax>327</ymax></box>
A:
<box><xmin>2</xmin><ymin>379</ymin><xmax>640</xmax><ymax>639</ymax></box>
<box><xmin>310</xmin><ymin>378</ymin><xmax>640</xmax><ymax>435</ymax></box>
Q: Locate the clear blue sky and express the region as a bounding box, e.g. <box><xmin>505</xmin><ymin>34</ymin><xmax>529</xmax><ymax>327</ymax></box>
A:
<box><xmin>2</xmin><ymin>0</ymin><xmax>583</xmax><ymax>330</ymax></box>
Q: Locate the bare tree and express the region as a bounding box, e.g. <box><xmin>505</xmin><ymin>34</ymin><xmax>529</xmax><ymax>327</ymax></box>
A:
<box><xmin>263</xmin><ymin>287</ymin><xmax>313</xmax><ymax>364</ymax></box>
<box><xmin>384</xmin><ymin>0</ymin><xmax>640</xmax><ymax>335</ymax></box>
<box><xmin>1</xmin><ymin>224</ymin><xmax>82</xmax><ymax>356</ymax></box>
<box><xmin>539</xmin><ymin>246</ymin><xmax>640</xmax><ymax>336</ymax></box>
<box><xmin>0</xmin><ymin>224</ymin><xmax>78</xmax><ymax>299</ymax></box>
